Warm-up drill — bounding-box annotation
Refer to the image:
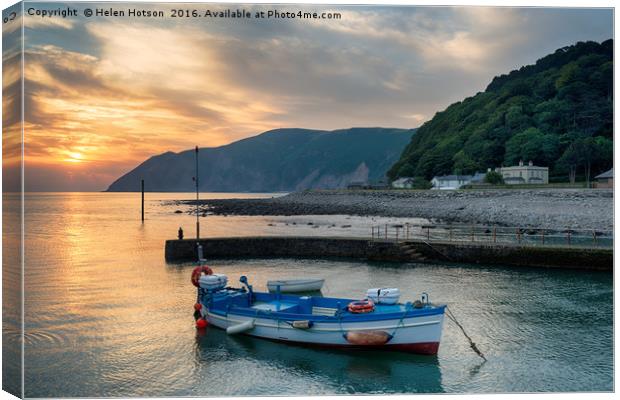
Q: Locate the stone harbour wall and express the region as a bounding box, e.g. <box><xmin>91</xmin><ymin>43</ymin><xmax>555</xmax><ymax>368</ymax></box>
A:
<box><xmin>165</xmin><ymin>236</ymin><xmax>612</xmax><ymax>271</ymax></box>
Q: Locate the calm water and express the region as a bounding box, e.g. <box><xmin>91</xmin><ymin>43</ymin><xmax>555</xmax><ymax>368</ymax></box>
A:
<box><xmin>4</xmin><ymin>192</ymin><xmax>613</xmax><ymax>396</ymax></box>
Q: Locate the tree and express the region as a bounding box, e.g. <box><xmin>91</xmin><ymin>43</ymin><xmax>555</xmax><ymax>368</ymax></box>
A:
<box><xmin>388</xmin><ymin>40</ymin><xmax>613</xmax><ymax>181</ymax></box>
<box><xmin>452</xmin><ymin>150</ymin><xmax>479</xmax><ymax>175</ymax></box>
<box><xmin>485</xmin><ymin>171</ymin><xmax>504</xmax><ymax>185</ymax></box>
<box><xmin>555</xmin><ymin>62</ymin><xmax>579</xmax><ymax>90</ymax></box>
<box><xmin>505</xmin><ymin>105</ymin><xmax>531</xmax><ymax>132</ymax></box>
<box><xmin>410</xmin><ymin>177</ymin><xmax>433</xmax><ymax>190</ymax></box>
<box><xmin>557</xmin><ymin>144</ymin><xmax>579</xmax><ymax>184</ymax></box>
<box><xmin>394</xmin><ymin>162</ymin><xmax>415</xmax><ymax>179</ymax></box>
<box><xmin>593</xmin><ymin>136</ymin><xmax>613</xmax><ymax>173</ymax></box>
<box><xmin>505</xmin><ymin>128</ymin><xmax>539</xmax><ymax>164</ymax></box>
<box><xmin>556</xmin><ymin>136</ymin><xmax>609</xmax><ymax>185</ymax></box>
<box><xmin>576</xmin><ymin>137</ymin><xmax>598</xmax><ymax>187</ymax></box>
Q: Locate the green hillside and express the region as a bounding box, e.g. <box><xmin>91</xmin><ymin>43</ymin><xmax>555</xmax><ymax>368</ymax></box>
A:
<box><xmin>388</xmin><ymin>39</ymin><xmax>613</xmax><ymax>183</ymax></box>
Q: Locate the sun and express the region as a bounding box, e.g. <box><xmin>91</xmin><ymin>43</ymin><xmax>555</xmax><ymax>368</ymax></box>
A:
<box><xmin>64</xmin><ymin>152</ymin><xmax>84</xmax><ymax>163</ymax></box>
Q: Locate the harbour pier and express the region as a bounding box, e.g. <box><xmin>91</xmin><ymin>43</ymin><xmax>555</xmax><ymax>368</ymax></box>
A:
<box><xmin>165</xmin><ymin>236</ymin><xmax>612</xmax><ymax>271</ymax></box>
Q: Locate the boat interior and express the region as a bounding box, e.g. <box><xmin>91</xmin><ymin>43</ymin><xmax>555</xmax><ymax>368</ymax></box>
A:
<box><xmin>205</xmin><ymin>288</ymin><xmax>422</xmax><ymax>317</ymax></box>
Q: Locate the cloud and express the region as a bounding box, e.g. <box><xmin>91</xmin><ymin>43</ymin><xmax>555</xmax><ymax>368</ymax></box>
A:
<box><xmin>19</xmin><ymin>5</ymin><xmax>613</xmax><ymax>191</ymax></box>
<box><xmin>25</xmin><ymin>16</ymin><xmax>74</xmax><ymax>30</ymax></box>
<box><xmin>3</xmin><ymin>25</ymin><xmax>24</xmax><ymax>169</ymax></box>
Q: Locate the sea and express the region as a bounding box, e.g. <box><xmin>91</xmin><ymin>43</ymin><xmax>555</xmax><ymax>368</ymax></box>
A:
<box><xmin>2</xmin><ymin>192</ymin><xmax>613</xmax><ymax>396</ymax></box>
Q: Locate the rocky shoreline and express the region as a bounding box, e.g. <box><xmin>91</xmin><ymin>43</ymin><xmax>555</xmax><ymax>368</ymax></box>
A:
<box><xmin>172</xmin><ymin>189</ymin><xmax>613</xmax><ymax>230</ymax></box>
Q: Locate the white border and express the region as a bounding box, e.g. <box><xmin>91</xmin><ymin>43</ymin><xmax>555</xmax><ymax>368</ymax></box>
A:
<box><xmin>0</xmin><ymin>1</ymin><xmax>616</xmax><ymax>400</ymax></box>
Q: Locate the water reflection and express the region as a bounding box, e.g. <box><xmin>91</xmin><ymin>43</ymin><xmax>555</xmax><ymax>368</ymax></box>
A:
<box><xmin>194</xmin><ymin>326</ymin><xmax>444</xmax><ymax>394</ymax></box>
<box><xmin>13</xmin><ymin>193</ymin><xmax>613</xmax><ymax>396</ymax></box>
<box><xmin>2</xmin><ymin>193</ymin><xmax>23</xmax><ymax>397</ymax></box>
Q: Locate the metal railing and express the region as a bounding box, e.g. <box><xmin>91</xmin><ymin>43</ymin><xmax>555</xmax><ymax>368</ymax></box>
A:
<box><xmin>370</xmin><ymin>223</ymin><xmax>613</xmax><ymax>248</ymax></box>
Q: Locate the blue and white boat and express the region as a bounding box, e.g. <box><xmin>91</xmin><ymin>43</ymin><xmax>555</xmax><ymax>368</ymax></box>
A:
<box><xmin>193</xmin><ymin>273</ymin><xmax>446</xmax><ymax>355</ymax></box>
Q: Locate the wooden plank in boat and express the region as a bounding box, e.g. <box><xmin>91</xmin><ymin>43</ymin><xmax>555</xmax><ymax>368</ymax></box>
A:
<box><xmin>312</xmin><ymin>306</ymin><xmax>337</xmax><ymax>316</ymax></box>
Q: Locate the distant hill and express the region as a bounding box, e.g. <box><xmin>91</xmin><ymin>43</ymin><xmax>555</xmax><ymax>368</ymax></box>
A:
<box><xmin>107</xmin><ymin>127</ymin><xmax>415</xmax><ymax>192</ymax></box>
<box><xmin>389</xmin><ymin>39</ymin><xmax>613</xmax><ymax>182</ymax></box>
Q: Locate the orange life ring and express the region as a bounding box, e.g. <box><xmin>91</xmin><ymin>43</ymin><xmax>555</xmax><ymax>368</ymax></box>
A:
<box><xmin>348</xmin><ymin>299</ymin><xmax>375</xmax><ymax>314</ymax></box>
<box><xmin>191</xmin><ymin>265</ymin><xmax>213</xmax><ymax>287</ymax></box>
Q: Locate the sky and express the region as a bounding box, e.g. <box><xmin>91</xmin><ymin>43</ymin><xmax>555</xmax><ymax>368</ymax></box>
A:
<box><xmin>1</xmin><ymin>2</ymin><xmax>613</xmax><ymax>191</ymax></box>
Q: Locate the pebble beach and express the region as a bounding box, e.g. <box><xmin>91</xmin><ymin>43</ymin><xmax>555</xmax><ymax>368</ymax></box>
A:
<box><xmin>175</xmin><ymin>189</ymin><xmax>613</xmax><ymax>231</ymax></box>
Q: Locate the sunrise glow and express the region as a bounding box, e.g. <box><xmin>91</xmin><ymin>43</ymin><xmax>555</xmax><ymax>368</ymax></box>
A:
<box><xmin>64</xmin><ymin>152</ymin><xmax>83</xmax><ymax>163</ymax></box>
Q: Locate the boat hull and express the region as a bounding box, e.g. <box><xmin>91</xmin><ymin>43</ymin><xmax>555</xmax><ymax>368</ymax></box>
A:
<box><xmin>230</xmin><ymin>334</ymin><xmax>440</xmax><ymax>355</ymax></box>
<box><xmin>205</xmin><ymin>309</ymin><xmax>444</xmax><ymax>355</ymax></box>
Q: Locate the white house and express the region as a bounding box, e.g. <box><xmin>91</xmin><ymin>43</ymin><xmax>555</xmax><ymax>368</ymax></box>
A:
<box><xmin>431</xmin><ymin>175</ymin><xmax>473</xmax><ymax>190</ymax></box>
<box><xmin>497</xmin><ymin>160</ymin><xmax>548</xmax><ymax>185</ymax></box>
<box><xmin>392</xmin><ymin>177</ymin><xmax>416</xmax><ymax>189</ymax></box>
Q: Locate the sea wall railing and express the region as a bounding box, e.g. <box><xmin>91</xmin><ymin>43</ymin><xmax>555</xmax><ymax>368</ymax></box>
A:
<box><xmin>370</xmin><ymin>223</ymin><xmax>613</xmax><ymax>248</ymax></box>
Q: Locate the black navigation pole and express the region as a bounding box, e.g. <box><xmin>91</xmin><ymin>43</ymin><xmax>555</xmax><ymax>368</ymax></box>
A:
<box><xmin>194</xmin><ymin>145</ymin><xmax>203</xmax><ymax>262</ymax></box>
<box><xmin>195</xmin><ymin>145</ymin><xmax>200</xmax><ymax>240</ymax></box>
<box><xmin>141</xmin><ymin>179</ymin><xmax>144</xmax><ymax>222</ymax></box>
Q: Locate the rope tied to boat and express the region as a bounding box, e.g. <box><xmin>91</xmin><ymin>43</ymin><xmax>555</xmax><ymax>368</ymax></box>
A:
<box><xmin>390</xmin><ymin>301</ymin><xmax>412</xmax><ymax>338</ymax></box>
<box><xmin>445</xmin><ymin>306</ymin><xmax>487</xmax><ymax>361</ymax></box>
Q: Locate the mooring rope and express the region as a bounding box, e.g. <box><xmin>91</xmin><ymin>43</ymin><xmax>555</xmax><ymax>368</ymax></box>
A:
<box><xmin>338</xmin><ymin>310</ymin><xmax>345</xmax><ymax>338</ymax></box>
<box><xmin>390</xmin><ymin>302</ymin><xmax>412</xmax><ymax>338</ymax></box>
<box><xmin>445</xmin><ymin>305</ymin><xmax>487</xmax><ymax>361</ymax></box>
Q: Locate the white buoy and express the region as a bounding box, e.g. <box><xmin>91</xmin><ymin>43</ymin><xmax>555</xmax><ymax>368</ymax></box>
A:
<box><xmin>226</xmin><ymin>320</ymin><xmax>255</xmax><ymax>335</ymax></box>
